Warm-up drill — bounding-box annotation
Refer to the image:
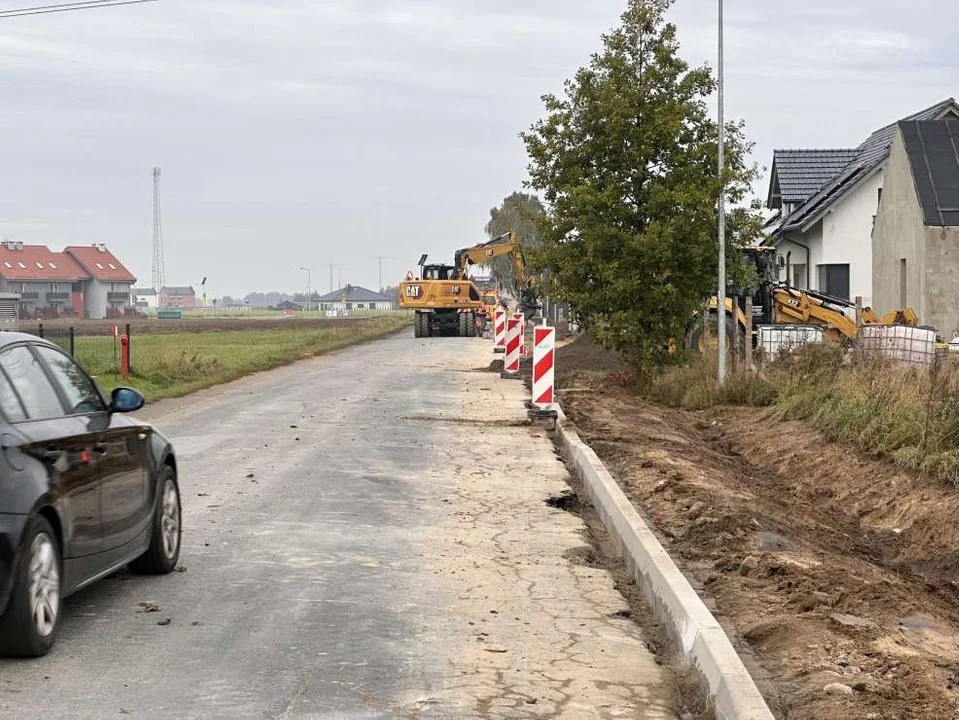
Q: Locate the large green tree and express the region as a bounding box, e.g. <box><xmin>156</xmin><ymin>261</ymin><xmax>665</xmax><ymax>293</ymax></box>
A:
<box><xmin>522</xmin><ymin>0</ymin><xmax>761</xmax><ymax>371</ymax></box>
<box><xmin>484</xmin><ymin>191</ymin><xmax>546</xmax><ymax>291</ymax></box>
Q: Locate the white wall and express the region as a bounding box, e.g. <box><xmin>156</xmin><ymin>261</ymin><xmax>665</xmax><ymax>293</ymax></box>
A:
<box><xmin>135</xmin><ymin>293</ymin><xmax>158</xmax><ymax>309</ymax></box>
<box><xmin>819</xmin><ymin>169</ymin><xmax>883</xmax><ymax>307</ymax></box>
<box><xmin>85</xmin><ymin>279</ymin><xmax>108</xmax><ymax>320</ymax></box>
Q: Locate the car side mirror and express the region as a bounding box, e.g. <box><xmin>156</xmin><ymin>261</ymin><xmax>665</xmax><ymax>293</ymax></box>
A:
<box><xmin>110</xmin><ymin>387</ymin><xmax>145</xmax><ymax>413</ymax></box>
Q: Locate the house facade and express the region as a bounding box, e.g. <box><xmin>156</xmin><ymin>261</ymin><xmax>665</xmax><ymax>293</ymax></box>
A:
<box><xmin>0</xmin><ymin>241</ymin><xmax>137</xmax><ymax>319</ymax></box>
<box><xmin>0</xmin><ymin>242</ymin><xmax>89</xmax><ymax>317</ymax></box>
<box><xmin>65</xmin><ymin>244</ymin><xmax>136</xmax><ymax>319</ymax></box>
<box><xmin>316</xmin><ymin>285</ymin><xmax>394</xmax><ymax>312</ymax></box>
<box><xmin>160</xmin><ymin>286</ymin><xmax>196</xmax><ymax>308</ymax></box>
<box><xmin>765</xmin><ymin>99</ymin><xmax>959</xmax><ymax>308</ymax></box>
<box><xmin>873</xmin><ymin>119</ymin><xmax>959</xmax><ymax>337</ymax></box>
<box><xmin>133</xmin><ymin>288</ymin><xmax>158</xmax><ymax>309</ymax></box>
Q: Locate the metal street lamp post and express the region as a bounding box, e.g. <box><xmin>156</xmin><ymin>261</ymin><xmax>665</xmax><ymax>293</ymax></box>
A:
<box><xmin>299</xmin><ymin>267</ymin><xmax>311</xmax><ymax>312</ymax></box>
<box><xmin>717</xmin><ymin>0</ymin><xmax>727</xmax><ymax>385</ymax></box>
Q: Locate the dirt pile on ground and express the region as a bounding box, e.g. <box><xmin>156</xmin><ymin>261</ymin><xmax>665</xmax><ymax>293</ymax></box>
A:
<box><xmin>561</xmin><ymin>371</ymin><xmax>959</xmax><ymax>718</ymax></box>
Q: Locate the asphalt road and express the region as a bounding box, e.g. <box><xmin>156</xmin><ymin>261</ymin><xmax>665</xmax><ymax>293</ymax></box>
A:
<box><xmin>0</xmin><ymin>331</ymin><xmax>670</xmax><ymax>719</ymax></box>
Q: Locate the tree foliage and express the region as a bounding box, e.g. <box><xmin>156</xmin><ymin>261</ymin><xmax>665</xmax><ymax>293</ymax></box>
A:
<box><xmin>522</xmin><ymin>0</ymin><xmax>761</xmax><ymax>371</ymax></box>
<box><xmin>484</xmin><ymin>191</ymin><xmax>546</xmax><ymax>291</ymax></box>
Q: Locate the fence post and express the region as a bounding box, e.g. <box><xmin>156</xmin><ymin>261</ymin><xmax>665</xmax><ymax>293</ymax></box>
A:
<box><xmin>38</xmin><ymin>323</ymin><xmax>44</xmax><ymax>339</ymax></box>
<box><xmin>69</xmin><ymin>327</ymin><xmax>75</xmax><ymax>357</ymax></box>
<box><xmin>125</xmin><ymin>323</ymin><xmax>132</xmax><ymax>374</ymax></box>
<box><xmin>731</xmin><ymin>296</ymin><xmax>740</xmax><ymax>370</ymax></box>
<box><xmin>855</xmin><ymin>296</ymin><xmax>863</xmax><ymax>330</ymax></box>
<box><xmin>745</xmin><ymin>296</ymin><xmax>753</xmax><ymax>370</ymax></box>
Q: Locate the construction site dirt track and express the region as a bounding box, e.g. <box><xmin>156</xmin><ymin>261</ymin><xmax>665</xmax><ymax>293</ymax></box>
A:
<box><xmin>556</xmin><ymin>335</ymin><xmax>959</xmax><ymax>719</ymax></box>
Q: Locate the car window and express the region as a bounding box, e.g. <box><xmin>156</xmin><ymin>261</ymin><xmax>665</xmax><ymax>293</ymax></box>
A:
<box><xmin>35</xmin><ymin>346</ymin><xmax>106</xmax><ymax>415</ymax></box>
<box><xmin>0</xmin><ymin>346</ymin><xmax>65</xmax><ymax>420</ymax></box>
<box><xmin>0</xmin><ymin>369</ymin><xmax>27</xmax><ymax>422</ymax></box>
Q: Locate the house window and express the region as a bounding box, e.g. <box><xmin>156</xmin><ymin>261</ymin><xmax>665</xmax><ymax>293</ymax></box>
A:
<box><xmin>900</xmin><ymin>259</ymin><xmax>907</xmax><ymax>307</ymax></box>
<box><xmin>817</xmin><ymin>264</ymin><xmax>850</xmax><ymax>300</ymax></box>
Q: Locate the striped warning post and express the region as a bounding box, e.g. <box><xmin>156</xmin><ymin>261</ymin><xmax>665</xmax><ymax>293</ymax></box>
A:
<box><xmin>493</xmin><ymin>309</ymin><xmax>506</xmax><ymax>353</ymax></box>
<box><xmin>532</xmin><ymin>326</ymin><xmax>555</xmax><ymax>407</ymax></box>
<box><xmin>502</xmin><ymin>317</ymin><xmax>522</xmax><ymax>376</ymax></box>
<box><xmin>513</xmin><ymin>312</ymin><xmax>525</xmax><ymax>357</ymax></box>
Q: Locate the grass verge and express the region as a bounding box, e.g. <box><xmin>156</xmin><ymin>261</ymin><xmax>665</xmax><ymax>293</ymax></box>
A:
<box><xmin>643</xmin><ymin>343</ymin><xmax>959</xmax><ymax>484</ymax></box>
<box><xmin>85</xmin><ymin>316</ymin><xmax>410</xmax><ymax>402</ymax></box>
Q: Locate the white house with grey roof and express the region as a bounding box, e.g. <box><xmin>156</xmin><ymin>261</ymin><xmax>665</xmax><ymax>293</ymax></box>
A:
<box><xmin>764</xmin><ymin>98</ymin><xmax>959</xmax><ymax>309</ymax></box>
<box><xmin>316</xmin><ymin>285</ymin><xmax>394</xmax><ymax>313</ymax></box>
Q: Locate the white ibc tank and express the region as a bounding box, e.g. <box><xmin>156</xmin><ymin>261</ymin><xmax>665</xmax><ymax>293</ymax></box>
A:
<box><xmin>859</xmin><ymin>324</ymin><xmax>937</xmax><ymax>365</ymax></box>
<box><xmin>758</xmin><ymin>325</ymin><xmax>824</xmax><ymax>356</ymax></box>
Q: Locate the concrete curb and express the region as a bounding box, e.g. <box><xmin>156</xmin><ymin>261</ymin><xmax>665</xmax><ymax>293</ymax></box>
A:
<box><xmin>553</xmin><ymin>405</ymin><xmax>774</xmax><ymax>720</ymax></box>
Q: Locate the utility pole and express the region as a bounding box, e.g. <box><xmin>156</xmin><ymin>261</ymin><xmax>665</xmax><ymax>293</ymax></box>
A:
<box><xmin>371</xmin><ymin>256</ymin><xmax>397</xmax><ymax>292</ymax></box>
<box><xmin>716</xmin><ymin>0</ymin><xmax>727</xmax><ymax>385</ymax></box>
<box><xmin>320</xmin><ymin>262</ymin><xmax>345</xmax><ymax>293</ymax></box>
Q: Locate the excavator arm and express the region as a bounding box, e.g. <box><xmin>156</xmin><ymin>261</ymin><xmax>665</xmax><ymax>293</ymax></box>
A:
<box><xmin>770</xmin><ymin>287</ymin><xmax>858</xmax><ymax>342</ymax></box>
<box><xmin>454</xmin><ymin>232</ymin><xmax>528</xmax><ymax>287</ymax></box>
<box><xmin>454</xmin><ymin>231</ymin><xmax>539</xmax><ymax>316</ymax></box>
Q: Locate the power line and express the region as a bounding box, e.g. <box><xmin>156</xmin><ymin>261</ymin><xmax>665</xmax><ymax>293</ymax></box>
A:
<box><xmin>0</xmin><ymin>0</ymin><xmax>159</xmax><ymax>19</ymax></box>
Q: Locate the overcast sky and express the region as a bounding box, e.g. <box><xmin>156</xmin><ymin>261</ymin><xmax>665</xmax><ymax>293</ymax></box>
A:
<box><xmin>0</xmin><ymin>1</ymin><xmax>956</xmax><ymax>298</ymax></box>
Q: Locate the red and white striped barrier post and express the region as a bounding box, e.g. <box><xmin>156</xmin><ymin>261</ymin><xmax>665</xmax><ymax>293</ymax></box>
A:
<box><xmin>513</xmin><ymin>312</ymin><xmax>525</xmax><ymax>357</ymax></box>
<box><xmin>532</xmin><ymin>326</ymin><xmax>555</xmax><ymax>407</ymax></box>
<box><xmin>501</xmin><ymin>317</ymin><xmax>522</xmax><ymax>379</ymax></box>
<box><xmin>493</xmin><ymin>308</ymin><xmax>506</xmax><ymax>353</ymax></box>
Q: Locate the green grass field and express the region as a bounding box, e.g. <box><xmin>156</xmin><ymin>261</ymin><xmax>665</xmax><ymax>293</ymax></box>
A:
<box><xmin>72</xmin><ymin>315</ymin><xmax>410</xmax><ymax>402</ymax></box>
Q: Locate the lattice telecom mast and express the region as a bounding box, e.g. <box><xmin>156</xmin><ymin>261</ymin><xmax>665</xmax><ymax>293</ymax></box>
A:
<box><xmin>151</xmin><ymin>166</ymin><xmax>166</xmax><ymax>293</ymax></box>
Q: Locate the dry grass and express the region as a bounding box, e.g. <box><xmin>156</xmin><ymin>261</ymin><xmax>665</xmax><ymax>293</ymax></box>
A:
<box><xmin>644</xmin><ymin>344</ymin><xmax>959</xmax><ymax>484</ymax></box>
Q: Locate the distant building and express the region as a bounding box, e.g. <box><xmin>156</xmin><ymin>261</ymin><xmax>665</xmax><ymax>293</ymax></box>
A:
<box><xmin>64</xmin><ymin>244</ymin><xmax>136</xmax><ymax>319</ymax></box>
<box><xmin>0</xmin><ymin>242</ymin><xmax>88</xmax><ymax>317</ymax></box>
<box><xmin>133</xmin><ymin>288</ymin><xmax>159</xmax><ymax>310</ymax></box>
<box><xmin>160</xmin><ymin>286</ymin><xmax>196</xmax><ymax>309</ymax></box>
<box><xmin>316</xmin><ymin>285</ymin><xmax>394</xmax><ymax>313</ymax></box>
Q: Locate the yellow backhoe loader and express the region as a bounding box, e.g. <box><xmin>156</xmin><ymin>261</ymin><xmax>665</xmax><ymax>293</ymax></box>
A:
<box><xmin>687</xmin><ymin>246</ymin><xmax>921</xmax><ymax>353</ymax></box>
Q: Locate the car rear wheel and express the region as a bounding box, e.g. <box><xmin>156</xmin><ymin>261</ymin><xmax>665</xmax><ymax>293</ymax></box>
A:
<box><xmin>0</xmin><ymin>515</ymin><xmax>62</xmax><ymax>657</ymax></box>
<box><xmin>129</xmin><ymin>466</ymin><xmax>181</xmax><ymax>575</ymax></box>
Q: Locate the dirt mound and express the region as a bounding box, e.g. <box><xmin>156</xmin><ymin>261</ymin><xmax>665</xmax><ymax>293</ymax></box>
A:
<box><xmin>556</xmin><ymin>333</ymin><xmax>629</xmax><ymax>379</ymax></box>
<box><xmin>562</xmin><ymin>375</ymin><xmax>959</xmax><ymax>719</ymax></box>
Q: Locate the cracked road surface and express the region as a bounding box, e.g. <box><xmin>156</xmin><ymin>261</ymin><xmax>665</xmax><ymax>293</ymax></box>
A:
<box><xmin>0</xmin><ymin>333</ymin><xmax>673</xmax><ymax>718</ymax></box>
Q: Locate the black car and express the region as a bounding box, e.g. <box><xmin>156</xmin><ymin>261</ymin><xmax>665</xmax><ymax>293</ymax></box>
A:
<box><xmin>0</xmin><ymin>332</ymin><xmax>181</xmax><ymax>657</ymax></box>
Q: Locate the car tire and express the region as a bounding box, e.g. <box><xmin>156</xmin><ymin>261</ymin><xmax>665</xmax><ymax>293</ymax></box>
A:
<box><xmin>0</xmin><ymin>514</ymin><xmax>63</xmax><ymax>657</ymax></box>
<box><xmin>129</xmin><ymin>466</ymin><xmax>181</xmax><ymax>575</ymax></box>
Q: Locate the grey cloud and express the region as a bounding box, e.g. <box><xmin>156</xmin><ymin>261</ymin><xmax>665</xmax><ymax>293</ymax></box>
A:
<box><xmin>0</xmin><ymin>1</ymin><xmax>956</xmax><ymax>295</ymax></box>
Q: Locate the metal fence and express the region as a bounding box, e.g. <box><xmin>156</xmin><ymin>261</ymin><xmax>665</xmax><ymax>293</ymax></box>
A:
<box><xmin>23</xmin><ymin>323</ymin><xmax>132</xmax><ymax>378</ymax></box>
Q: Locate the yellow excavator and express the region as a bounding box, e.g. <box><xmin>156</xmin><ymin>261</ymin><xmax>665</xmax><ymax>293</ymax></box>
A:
<box><xmin>687</xmin><ymin>246</ymin><xmax>920</xmax><ymax>352</ymax></box>
<box><xmin>398</xmin><ymin>256</ymin><xmax>485</xmax><ymax>338</ymax></box>
<box><xmin>398</xmin><ymin>231</ymin><xmax>539</xmax><ymax>339</ymax></box>
<box><xmin>454</xmin><ymin>231</ymin><xmax>539</xmax><ymax>319</ymax></box>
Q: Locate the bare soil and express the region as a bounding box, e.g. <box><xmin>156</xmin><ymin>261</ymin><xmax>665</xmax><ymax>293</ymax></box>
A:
<box><xmin>556</xmin><ymin>337</ymin><xmax>959</xmax><ymax>719</ymax></box>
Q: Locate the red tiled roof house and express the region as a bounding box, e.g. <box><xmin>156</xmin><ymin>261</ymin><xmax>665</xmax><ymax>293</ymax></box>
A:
<box><xmin>65</xmin><ymin>244</ymin><xmax>137</xmax><ymax>319</ymax></box>
<box><xmin>0</xmin><ymin>241</ymin><xmax>136</xmax><ymax>319</ymax></box>
<box><xmin>0</xmin><ymin>241</ymin><xmax>89</xmax><ymax>317</ymax></box>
